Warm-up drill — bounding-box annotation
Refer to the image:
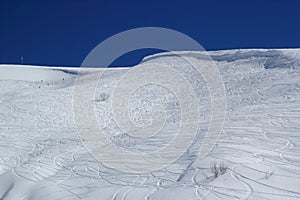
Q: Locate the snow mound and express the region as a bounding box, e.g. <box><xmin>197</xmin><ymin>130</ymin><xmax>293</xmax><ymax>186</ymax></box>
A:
<box><xmin>0</xmin><ymin>65</ymin><xmax>79</xmax><ymax>82</ymax></box>
<box><xmin>143</xmin><ymin>49</ymin><xmax>300</xmax><ymax>69</ymax></box>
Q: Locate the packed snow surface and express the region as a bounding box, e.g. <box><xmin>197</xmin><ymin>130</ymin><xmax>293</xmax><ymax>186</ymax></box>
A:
<box><xmin>0</xmin><ymin>49</ymin><xmax>300</xmax><ymax>199</ymax></box>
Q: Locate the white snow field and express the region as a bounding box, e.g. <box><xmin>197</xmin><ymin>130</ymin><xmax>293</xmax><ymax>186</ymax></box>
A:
<box><xmin>0</xmin><ymin>49</ymin><xmax>300</xmax><ymax>199</ymax></box>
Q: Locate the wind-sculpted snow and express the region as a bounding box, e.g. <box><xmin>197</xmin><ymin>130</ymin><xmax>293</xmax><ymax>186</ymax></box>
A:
<box><xmin>143</xmin><ymin>49</ymin><xmax>300</xmax><ymax>69</ymax></box>
<box><xmin>0</xmin><ymin>49</ymin><xmax>300</xmax><ymax>199</ymax></box>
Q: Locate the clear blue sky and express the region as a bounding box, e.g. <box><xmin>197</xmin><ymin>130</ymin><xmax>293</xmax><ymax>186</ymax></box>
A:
<box><xmin>1</xmin><ymin>0</ymin><xmax>300</xmax><ymax>67</ymax></box>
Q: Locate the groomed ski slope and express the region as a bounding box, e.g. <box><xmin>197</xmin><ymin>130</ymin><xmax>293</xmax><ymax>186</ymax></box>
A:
<box><xmin>0</xmin><ymin>49</ymin><xmax>300</xmax><ymax>199</ymax></box>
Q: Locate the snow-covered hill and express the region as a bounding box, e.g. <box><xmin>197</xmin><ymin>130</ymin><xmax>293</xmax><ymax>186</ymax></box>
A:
<box><xmin>0</xmin><ymin>49</ymin><xmax>300</xmax><ymax>199</ymax></box>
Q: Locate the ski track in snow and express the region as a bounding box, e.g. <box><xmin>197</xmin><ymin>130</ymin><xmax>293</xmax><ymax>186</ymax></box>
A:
<box><xmin>0</xmin><ymin>49</ymin><xmax>300</xmax><ymax>199</ymax></box>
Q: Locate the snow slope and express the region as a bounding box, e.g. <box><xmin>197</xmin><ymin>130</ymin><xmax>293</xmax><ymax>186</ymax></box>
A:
<box><xmin>0</xmin><ymin>49</ymin><xmax>300</xmax><ymax>199</ymax></box>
